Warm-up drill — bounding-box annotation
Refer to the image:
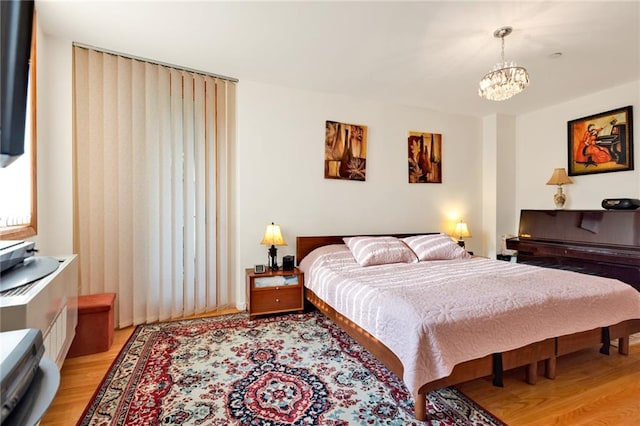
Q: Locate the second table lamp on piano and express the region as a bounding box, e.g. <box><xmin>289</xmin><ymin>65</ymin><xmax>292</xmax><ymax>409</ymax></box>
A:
<box><xmin>546</xmin><ymin>168</ymin><xmax>573</xmax><ymax>209</ymax></box>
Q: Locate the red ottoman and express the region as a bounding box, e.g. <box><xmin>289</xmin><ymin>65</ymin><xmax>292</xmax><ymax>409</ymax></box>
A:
<box><xmin>67</xmin><ymin>293</ymin><xmax>116</xmax><ymax>358</ymax></box>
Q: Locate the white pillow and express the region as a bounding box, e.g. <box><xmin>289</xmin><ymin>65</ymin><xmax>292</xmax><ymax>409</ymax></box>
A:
<box><xmin>343</xmin><ymin>236</ymin><xmax>417</xmax><ymax>266</ymax></box>
<box><xmin>402</xmin><ymin>234</ymin><xmax>471</xmax><ymax>261</ymax></box>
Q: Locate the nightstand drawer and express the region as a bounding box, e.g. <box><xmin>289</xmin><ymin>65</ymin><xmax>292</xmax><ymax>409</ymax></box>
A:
<box><xmin>253</xmin><ymin>274</ymin><xmax>299</xmax><ymax>288</ymax></box>
<box><xmin>250</xmin><ymin>287</ymin><xmax>302</xmax><ymax>313</ymax></box>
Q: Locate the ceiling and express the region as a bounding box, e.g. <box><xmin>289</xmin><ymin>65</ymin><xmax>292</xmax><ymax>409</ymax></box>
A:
<box><xmin>36</xmin><ymin>1</ymin><xmax>640</xmax><ymax>118</ymax></box>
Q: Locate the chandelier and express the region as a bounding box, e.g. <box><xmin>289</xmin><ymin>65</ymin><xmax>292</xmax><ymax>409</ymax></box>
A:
<box><xmin>478</xmin><ymin>26</ymin><xmax>530</xmax><ymax>101</ymax></box>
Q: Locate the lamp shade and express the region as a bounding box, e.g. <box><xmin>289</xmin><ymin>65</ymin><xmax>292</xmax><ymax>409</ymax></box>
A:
<box><xmin>454</xmin><ymin>221</ymin><xmax>471</xmax><ymax>239</ymax></box>
<box><xmin>260</xmin><ymin>222</ymin><xmax>287</xmax><ymax>246</ymax></box>
<box><xmin>546</xmin><ymin>168</ymin><xmax>573</xmax><ymax>186</ymax></box>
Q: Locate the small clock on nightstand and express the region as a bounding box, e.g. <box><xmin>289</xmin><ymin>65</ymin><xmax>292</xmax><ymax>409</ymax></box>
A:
<box><xmin>246</xmin><ymin>267</ymin><xmax>304</xmax><ymax>320</ymax></box>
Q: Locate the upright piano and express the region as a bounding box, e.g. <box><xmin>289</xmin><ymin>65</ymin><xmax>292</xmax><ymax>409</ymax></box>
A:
<box><xmin>506</xmin><ymin>209</ymin><xmax>640</xmax><ymax>292</ymax></box>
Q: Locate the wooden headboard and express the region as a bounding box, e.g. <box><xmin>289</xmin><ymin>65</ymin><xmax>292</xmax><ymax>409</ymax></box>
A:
<box><xmin>296</xmin><ymin>233</ymin><xmax>437</xmax><ymax>265</ymax></box>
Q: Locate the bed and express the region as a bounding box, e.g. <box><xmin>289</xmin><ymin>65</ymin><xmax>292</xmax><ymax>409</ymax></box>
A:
<box><xmin>296</xmin><ymin>233</ymin><xmax>640</xmax><ymax>421</ymax></box>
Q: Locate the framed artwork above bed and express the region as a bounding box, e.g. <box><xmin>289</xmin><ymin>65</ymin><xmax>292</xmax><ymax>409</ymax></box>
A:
<box><xmin>324</xmin><ymin>120</ymin><xmax>367</xmax><ymax>181</ymax></box>
<box><xmin>408</xmin><ymin>131</ymin><xmax>442</xmax><ymax>183</ymax></box>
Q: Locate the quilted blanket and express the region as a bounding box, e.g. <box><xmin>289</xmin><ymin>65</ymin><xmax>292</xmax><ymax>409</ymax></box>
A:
<box><xmin>300</xmin><ymin>244</ymin><xmax>640</xmax><ymax>396</ymax></box>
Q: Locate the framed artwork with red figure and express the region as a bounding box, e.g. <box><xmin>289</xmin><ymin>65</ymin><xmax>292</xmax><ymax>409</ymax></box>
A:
<box><xmin>568</xmin><ymin>106</ymin><xmax>633</xmax><ymax>176</ymax></box>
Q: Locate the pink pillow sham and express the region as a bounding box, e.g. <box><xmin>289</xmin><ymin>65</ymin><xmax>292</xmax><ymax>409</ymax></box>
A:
<box><xmin>343</xmin><ymin>236</ymin><xmax>417</xmax><ymax>266</ymax></box>
<box><xmin>402</xmin><ymin>234</ymin><xmax>471</xmax><ymax>261</ymax></box>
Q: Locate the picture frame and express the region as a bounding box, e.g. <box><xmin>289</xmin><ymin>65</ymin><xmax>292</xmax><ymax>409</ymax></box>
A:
<box><xmin>407</xmin><ymin>131</ymin><xmax>442</xmax><ymax>183</ymax></box>
<box><xmin>324</xmin><ymin>120</ymin><xmax>367</xmax><ymax>181</ymax></box>
<box><xmin>567</xmin><ymin>105</ymin><xmax>633</xmax><ymax>176</ymax></box>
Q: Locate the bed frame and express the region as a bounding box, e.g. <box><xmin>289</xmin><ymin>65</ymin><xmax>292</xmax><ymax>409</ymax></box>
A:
<box><xmin>296</xmin><ymin>234</ymin><xmax>640</xmax><ymax>421</ymax></box>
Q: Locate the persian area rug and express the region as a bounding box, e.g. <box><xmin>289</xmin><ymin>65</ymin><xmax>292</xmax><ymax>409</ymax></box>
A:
<box><xmin>78</xmin><ymin>311</ymin><xmax>504</xmax><ymax>425</ymax></box>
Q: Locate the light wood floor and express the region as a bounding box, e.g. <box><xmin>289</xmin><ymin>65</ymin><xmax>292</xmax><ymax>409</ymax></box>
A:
<box><xmin>459</xmin><ymin>338</ymin><xmax>640</xmax><ymax>425</ymax></box>
<box><xmin>41</xmin><ymin>314</ymin><xmax>640</xmax><ymax>426</ymax></box>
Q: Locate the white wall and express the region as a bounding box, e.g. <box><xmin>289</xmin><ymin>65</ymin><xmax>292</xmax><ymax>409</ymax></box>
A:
<box><xmin>33</xmin><ymin>29</ymin><xmax>74</xmax><ymax>255</ymax></box>
<box><xmin>481</xmin><ymin>114</ymin><xmax>517</xmax><ymax>258</ymax></box>
<box><xmin>515</xmin><ymin>81</ymin><xmax>640</xmax><ymax>215</ymax></box>
<box><xmin>235</xmin><ymin>80</ymin><xmax>484</xmax><ymax>307</ymax></box>
<box><xmin>481</xmin><ymin>115</ymin><xmax>497</xmax><ymax>257</ymax></box>
<box><xmin>496</xmin><ymin>115</ymin><xmax>517</xmax><ymax>249</ymax></box>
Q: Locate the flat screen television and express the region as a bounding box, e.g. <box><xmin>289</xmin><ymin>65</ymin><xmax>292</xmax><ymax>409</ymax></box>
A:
<box><xmin>1</xmin><ymin>0</ymin><xmax>34</xmax><ymax>168</ymax></box>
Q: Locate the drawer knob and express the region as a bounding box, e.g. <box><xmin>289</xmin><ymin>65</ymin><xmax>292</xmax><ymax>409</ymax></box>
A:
<box><xmin>275</xmin><ymin>298</ymin><xmax>280</xmax><ymax>302</ymax></box>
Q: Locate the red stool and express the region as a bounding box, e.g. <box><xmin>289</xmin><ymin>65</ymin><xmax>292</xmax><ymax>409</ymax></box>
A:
<box><xmin>67</xmin><ymin>293</ymin><xmax>116</xmax><ymax>358</ymax></box>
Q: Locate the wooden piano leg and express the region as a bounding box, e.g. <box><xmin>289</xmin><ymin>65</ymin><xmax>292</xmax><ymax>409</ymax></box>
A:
<box><xmin>526</xmin><ymin>362</ymin><xmax>537</xmax><ymax>384</ymax></box>
<box><xmin>414</xmin><ymin>392</ymin><xmax>427</xmax><ymax>421</ymax></box>
<box><xmin>545</xmin><ymin>357</ymin><xmax>557</xmax><ymax>379</ymax></box>
<box><xmin>618</xmin><ymin>336</ymin><xmax>629</xmax><ymax>355</ymax></box>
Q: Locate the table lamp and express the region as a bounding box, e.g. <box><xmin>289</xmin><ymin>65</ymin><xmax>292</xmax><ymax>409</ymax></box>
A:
<box><xmin>546</xmin><ymin>168</ymin><xmax>573</xmax><ymax>209</ymax></box>
<box><xmin>260</xmin><ymin>222</ymin><xmax>287</xmax><ymax>271</ymax></box>
<box><xmin>454</xmin><ymin>221</ymin><xmax>471</xmax><ymax>248</ymax></box>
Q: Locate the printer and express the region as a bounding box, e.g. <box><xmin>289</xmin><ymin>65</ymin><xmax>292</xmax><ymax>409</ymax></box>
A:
<box><xmin>0</xmin><ymin>328</ymin><xmax>44</xmax><ymax>424</ymax></box>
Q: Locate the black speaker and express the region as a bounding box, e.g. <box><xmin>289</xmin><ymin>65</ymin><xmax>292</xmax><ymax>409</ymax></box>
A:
<box><xmin>282</xmin><ymin>255</ymin><xmax>295</xmax><ymax>271</ymax></box>
<box><xmin>601</xmin><ymin>198</ymin><xmax>640</xmax><ymax>210</ymax></box>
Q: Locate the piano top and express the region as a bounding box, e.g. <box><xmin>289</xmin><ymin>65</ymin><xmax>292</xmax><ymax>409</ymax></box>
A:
<box><xmin>509</xmin><ymin>210</ymin><xmax>640</xmax><ymax>291</ymax></box>
<box><xmin>515</xmin><ymin>209</ymin><xmax>639</xmax><ymax>249</ymax></box>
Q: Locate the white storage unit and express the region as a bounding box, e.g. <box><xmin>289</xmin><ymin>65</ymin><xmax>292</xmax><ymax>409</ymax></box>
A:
<box><xmin>0</xmin><ymin>255</ymin><xmax>78</xmax><ymax>368</ymax></box>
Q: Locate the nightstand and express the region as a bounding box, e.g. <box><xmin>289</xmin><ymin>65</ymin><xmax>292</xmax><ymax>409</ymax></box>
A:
<box><xmin>246</xmin><ymin>267</ymin><xmax>304</xmax><ymax>320</ymax></box>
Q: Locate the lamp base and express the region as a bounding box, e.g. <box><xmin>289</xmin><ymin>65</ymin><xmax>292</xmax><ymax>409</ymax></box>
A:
<box><xmin>553</xmin><ymin>186</ymin><xmax>567</xmax><ymax>209</ymax></box>
<box><xmin>267</xmin><ymin>245</ymin><xmax>279</xmax><ymax>271</ymax></box>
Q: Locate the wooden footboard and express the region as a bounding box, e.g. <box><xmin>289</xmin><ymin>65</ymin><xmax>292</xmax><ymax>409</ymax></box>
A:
<box><xmin>556</xmin><ymin>319</ymin><xmax>640</xmax><ymax>356</ymax></box>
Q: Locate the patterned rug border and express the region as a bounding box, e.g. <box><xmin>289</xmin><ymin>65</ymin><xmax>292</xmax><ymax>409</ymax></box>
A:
<box><xmin>78</xmin><ymin>311</ymin><xmax>506</xmax><ymax>425</ymax></box>
<box><xmin>77</xmin><ymin>312</ymin><xmax>250</xmax><ymax>423</ymax></box>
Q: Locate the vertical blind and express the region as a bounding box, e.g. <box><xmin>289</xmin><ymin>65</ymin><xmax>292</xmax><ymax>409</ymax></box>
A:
<box><xmin>73</xmin><ymin>46</ymin><xmax>236</xmax><ymax>327</ymax></box>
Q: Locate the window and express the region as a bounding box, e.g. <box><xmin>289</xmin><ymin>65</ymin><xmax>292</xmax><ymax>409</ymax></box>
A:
<box><xmin>0</xmin><ymin>18</ymin><xmax>36</xmax><ymax>240</ymax></box>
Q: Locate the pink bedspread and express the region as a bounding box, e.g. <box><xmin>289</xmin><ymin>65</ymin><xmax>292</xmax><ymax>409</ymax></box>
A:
<box><xmin>299</xmin><ymin>244</ymin><xmax>640</xmax><ymax>396</ymax></box>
